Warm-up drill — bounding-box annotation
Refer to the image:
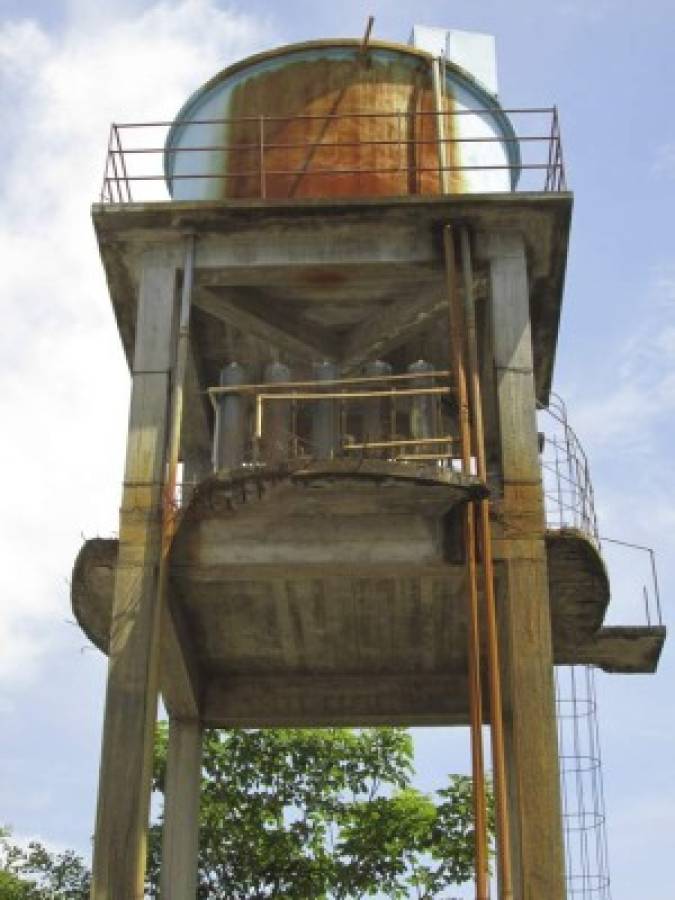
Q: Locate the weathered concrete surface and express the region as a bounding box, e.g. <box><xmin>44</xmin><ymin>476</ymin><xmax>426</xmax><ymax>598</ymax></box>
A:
<box><xmin>72</xmin><ymin>472</ymin><xmax>664</xmax><ymax>727</ymax></box>
<box><xmin>546</xmin><ymin>528</ymin><xmax>609</xmax><ymax>647</ymax></box>
<box><xmin>93</xmin><ymin>194</ymin><xmax>572</xmax><ymax>442</ymax></box>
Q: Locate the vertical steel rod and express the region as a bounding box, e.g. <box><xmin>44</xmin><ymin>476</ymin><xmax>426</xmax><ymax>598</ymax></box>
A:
<box><xmin>431</xmin><ymin>58</ymin><xmax>450</xmax><ymax>194</ymax></box>
<box><xmin>443</xmin><ymin>224</ymin><xmax>490</xmax><ymax>899</ymax></box>
<box><xmin>114</xmin><ymin>125</ymin><xmax>133</xmax><ymax>203</ymax></box>
<box><xmin>459</xmin><ymin>226</ymin><xmax>514</xmax><ymax>899</ymax></box>
<box><xmin>259</xmin><ymin>116</ymin><xmax>266</xmax><ymax>199</ymax></box>
<box><xmin>164</xmin><ymin>234</ymin><xmax>196</xmax><ymax>533</ymax></box>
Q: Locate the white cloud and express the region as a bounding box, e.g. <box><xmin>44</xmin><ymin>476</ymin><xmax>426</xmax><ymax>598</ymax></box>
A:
<box><xmin>554</xmin><ymin>0</ymin><xmax>612</xmax><ymax>23</ymax></box>
<box><xmin>549</xmin><ymin>265</ymin><xmax>675</xmax><ymax>624</ymax></box>
<box><xmin>566</xmin><ymin>265</ymin><xmax>675</xmax><ymax>461</ymax></box>
<box><xmin>652</xmin><ymin>142</ymin><xmax>675</xmax><ymax>178</ymax></box>
<box><xmin>0</xmin><ymin>1</ymin><xmax>275</xmax><ymax>684</ymax></box>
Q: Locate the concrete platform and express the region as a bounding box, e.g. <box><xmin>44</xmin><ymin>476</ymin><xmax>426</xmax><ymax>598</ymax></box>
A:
<box><xmin>92</xmin><ymin>192</ymin><xmax>572</xmax><ymax>464</ymax></box>
<box><xmin>72</xmin><ymin>467</ymin><xmax>664</xmax><ymax>726</ymax></box>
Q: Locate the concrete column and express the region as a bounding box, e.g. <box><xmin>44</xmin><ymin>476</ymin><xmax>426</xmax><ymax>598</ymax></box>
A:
<box><xmin>160</xmin><ymin>718</ymin><xmax>203</xmax><ymax>900</ymax></box>
<box><xmin>478</xmin><ymin>231</ymin><xmax>566</xmax><ymax>900</ymax></box>
<box><xmin>91</xmin><ymin>246</ymin><xmax>179</xmax><ymax>900</ymax></box>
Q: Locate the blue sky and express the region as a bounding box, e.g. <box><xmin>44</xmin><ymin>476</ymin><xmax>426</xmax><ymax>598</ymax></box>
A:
<box><xmin>1</xmin><ymin>1</ymin><xmax>673</xmax><ymax>897</ymax></box>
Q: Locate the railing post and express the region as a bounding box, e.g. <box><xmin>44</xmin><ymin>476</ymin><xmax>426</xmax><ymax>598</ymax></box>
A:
<box><xmin>114</xmin><ymin>124</ymin><xmax>133</xmax><ymax>203</ymax></box>
<box><xmin>101</xmin><ymin>124</ymin><xmax>114</xmax><ymax>203</ymax></box>
<box><xmin>650</xmin><ymin>549</ymin><xmax>663</xmax><ymax>625</ymax></box>
<box><xmin>545</xmin><ymin>108</ymin><xmax>556</xmax><ymax>191</ymax></box>
<box><xmin>259</xmin><ymin>115</ymin><xmax>266</xmax><ymax>199</ymax></box>
<box><xmin>108</xmin><ymin>123</ymin><xmax>124</xmax><ymax>203</ymax></box>
<box><xmin>553</xmin><ymin>106</ymin><xmax>567</xmax><ymax>190</ymax></box>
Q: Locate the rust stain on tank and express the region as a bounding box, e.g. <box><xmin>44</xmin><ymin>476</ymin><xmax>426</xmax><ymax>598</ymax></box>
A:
<box><xmin>216</xmin><ymin>53</ymin><xmax>459</xmax><ymax>201</ymax></box>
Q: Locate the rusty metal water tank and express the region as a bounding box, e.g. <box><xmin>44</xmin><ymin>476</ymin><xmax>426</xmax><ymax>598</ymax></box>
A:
<box><xmin>164</xmin><ymin>40</ymin><xmax>519</xmax><ymax>201</ymax></box>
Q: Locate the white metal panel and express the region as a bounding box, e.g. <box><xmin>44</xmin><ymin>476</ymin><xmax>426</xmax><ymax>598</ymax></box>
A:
<box><xmin>410</xmin><ymin>25</ymin><xmax>499</xmax><ymax>96</ymax></box>
<box><xmin>446</xmin><ymin>29</ymin><xmax>498</xmax><ymax>96</ymax></box>
<box><xmin>408</xmin><ymin>24</ymin><xmax>448</xmax><ymax>58</ymax></box>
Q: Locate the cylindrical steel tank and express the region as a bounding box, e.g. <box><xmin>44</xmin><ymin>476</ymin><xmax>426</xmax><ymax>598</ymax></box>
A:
<box><xmin>213</xmin><ymin>362</ymin><xmax>248</xmax><ymax>470</ymax></box>
<box><xmin>165</xmin><ymin>40</ymin><xmax>519</xmax><ymax>201</ymax></box>
<box><xmin>407</xmin><ymin>359</ymin><xmax>436</xmax><ymax>441</ymax></box>
<box><xmin>311</xmin><ymin>361</ymin><xmax>340</xmax><ymax>459</ymax></box>
<box><xmin>363</xmin><ymin>359</ymin><xmax>393</xmax><ymax>455</ymax></box>
<box><xmin>262</xmin><ymin>361</ymin><xmax>292</xmax><ymax>465</ymax></box>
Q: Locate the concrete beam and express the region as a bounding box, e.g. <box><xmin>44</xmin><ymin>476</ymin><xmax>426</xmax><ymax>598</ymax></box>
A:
<box><xmin>194</xmin><ymin>287</ymin><xmax>336</xmax><ymax>361</ymax></box>
<box><xmin>203</xmin><ymin>672</ymin><xmax>475</xmax><ymax>727</ymax></box>
<box><xmin>341</xmin><ymin>291</ymin><xmax>448</xmax><ymax>369</ymax></box>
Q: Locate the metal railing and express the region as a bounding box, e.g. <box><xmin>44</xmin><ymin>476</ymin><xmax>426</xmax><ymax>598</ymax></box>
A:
<box><xmin>99</xmin><ymin>106</ymin><xmax>566</xmax><ymax>203</ymax></box>
<box><xmin>538</xmin><ymin>392</ymin><xmax>662</xmax><ymax>628</ymax></box>
<box><xmin>540</xmin><ymin>393</ymin><xmax>600</xmax><ymax>544</ymax></box>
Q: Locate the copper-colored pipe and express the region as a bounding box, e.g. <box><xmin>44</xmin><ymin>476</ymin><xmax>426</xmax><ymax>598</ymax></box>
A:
<box><xmin>431</xmin><ymin>56</ymin><xmax>449</xmax><ymax>194</ymax></box>
<box><xmin>163</xmin><ymin>233</ymin><xmax>195</xmax><ymax>540</ymax></box>
<box><xmin>443</xmin><ymin>224</ymin><xmax>490</xmax><ymax>900</ymax></box>
<box><xmin>344</xmin><ymin>436</ymin><xmax>454</xmax><ymax>449</ymax></box>
<box><xmin>254</xmin><ymin>387</ymin><xmax>451</xmax><ymax>441</ymax></box>
<box><xmin>459</xmin><ymin>227</ymin><xmax>513</xmax><ymax>899</ymax></box>
<box><xmin>207</xmin><ymin>369</ymin><xmax>452</xmax><ymax>401</ymax></box>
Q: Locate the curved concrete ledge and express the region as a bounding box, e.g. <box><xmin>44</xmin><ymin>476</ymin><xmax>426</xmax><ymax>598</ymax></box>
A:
<box><xmin>71</xmin><ymin>537</ymin><xmax>116</xmax><ymax>655</ymax></box>
<box><xmin>546</xmin><ymin>528</ymin><xmax>609</xmax><ymax>648</ymax></box>
<box><xmin>71</xmin><ymin>515</ymin><xmax>665</xmax><ymax>724</ymax></box>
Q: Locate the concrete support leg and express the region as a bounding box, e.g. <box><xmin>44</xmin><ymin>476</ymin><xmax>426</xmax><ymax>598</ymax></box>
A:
<box><xmin>160</xmin><ymin>718</ymin><xmax>203</xmax><ymax>900</ymax></box>
<box><xmin>479</xmin><ymin>231</ymin><xmax>566</xmax><ymax>900</ymax></box>
<box><xmin>90</xmin><ymin>247</ymin><xmax>179</xmax><ymax>900</ymax></box>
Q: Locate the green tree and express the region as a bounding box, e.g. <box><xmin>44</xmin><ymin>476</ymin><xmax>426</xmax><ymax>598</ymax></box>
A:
<box><xmin>2</xmin><ymin>729</ymin><xmax>491</xmax><ymax>899</ymax></box>
<box><xmin>0</xmin><ymin>827</ymin><xmax>89</xmax><ymax>900</ymax></box>
<box><xmin>148</xmin><ymin>727</ymin><xmax>492</xmax><ymax>899</ymax></box>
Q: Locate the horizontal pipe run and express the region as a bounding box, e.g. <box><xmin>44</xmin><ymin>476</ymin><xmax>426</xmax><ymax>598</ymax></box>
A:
<box><xmin>344</xmin><ymin>436</ymin><xmax>454</xmax><ymax>449</ymax></box>
<box><xmin>256</xmin><ymin>386</ymin><xmax>451</xmax><ymax>401</ymax></box>
<box><xmin>254</xmin><ymin>386</ymin><xmax>451</xmax><ymax>440</ymax></box>
<box><xmin>394</xmin><ymin>452</ymin><xmax>454</xmax><ymax>460</ymax></box>
<box><xmin>207</xmin><ymin>370</ymin><xmax>451</xmax><ymax>404</ymax></box>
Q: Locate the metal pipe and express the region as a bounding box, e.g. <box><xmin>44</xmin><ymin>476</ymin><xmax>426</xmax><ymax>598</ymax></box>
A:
<box><xmin>459</xmin><ymin>225</ymin><xmax>513</xmax><ymax>900</ymax></box>
<box><xmin>360</xmin><ymin>15</ymin><xmax>375</xmax><ymax>53</ymax></box>
<box><xmin>163</xmin><ymin>234</ymin><xmax>195</xmax><ymax>523</ymax></box>
<box><xmin>431</xmin><ymin>57</ymin><xmax>450</xmax><ymax>194</ymax></box>
<box><xmin>394</xmin><ymin>452</ymin><xmax>454</xmax><ymax>461</ymax></box>
<box><xmin>344</xmin><ymin>436</ymin><xmax>454</xmax><ymax>449</ymax></box>
<box><xmin>254</xmin><ymin>387</ymin><xmax>451</xmax><ymax>441</ymax></box>
<box><xmin>443</xmin><ymin>224</ymin><xmax>490</xmax><ymax>899</ymax></box>
<box><xmin>259</xmin><ymin>115</ymin><xmax>266</xmax><ymax>199</ymax></box>
<box><xmin>208</xmin><ymin>369</ymin><xmax>451</xmax><ymax>401</ymax></box>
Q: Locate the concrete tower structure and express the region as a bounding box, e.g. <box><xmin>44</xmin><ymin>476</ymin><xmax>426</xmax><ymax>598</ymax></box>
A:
<box><xmin>73</xmin><ymin>25</ymin><xmax>665</xmax><ymax>900</ymax></box>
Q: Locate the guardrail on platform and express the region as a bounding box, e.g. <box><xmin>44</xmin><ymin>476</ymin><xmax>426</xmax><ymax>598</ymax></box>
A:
<box><xmin>99</xmin><ymin>106</ymin><xmax>566</xmax><ymax>203</ymax></box>
<box><xmin>538</xmin><ymin>392</ymin><xmax>662</xmax><ymax>629</ymax></box>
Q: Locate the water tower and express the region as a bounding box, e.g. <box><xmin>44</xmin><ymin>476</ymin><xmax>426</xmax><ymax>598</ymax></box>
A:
<box><xmin>73</xmin><ymin>24</ymin><xmax>665</xmax><ymax>900</ymax></box>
